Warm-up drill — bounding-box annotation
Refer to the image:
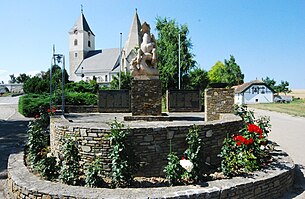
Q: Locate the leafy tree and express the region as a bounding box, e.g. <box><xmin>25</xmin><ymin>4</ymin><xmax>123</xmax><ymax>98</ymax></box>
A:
<box><xmin>156</xmin><ymin>17</ymin><xmax>196</xmax><ymax>92</ymax></box>
<box><xmin>262</xmin><ymin>77</ymin><xmax>291</xmax><ymax>94</ymax></box>
<box><xmin>208</xmin><ymin>61</ymin><xmax>225</xmax><ymax>84</ymax></box>
<box><xmin>110</xmin><ymin>72</ymin><xmax>133</xmax><ymax>90</ymax></box>
<box><xmin>223</xmin><ymin>55</ymin><xmax>244</xmax><ymax>86</ymax></box>
<box><xmin>16</xmin><ymin>73</ymin><xmax>31</xmax><ymax>83</ymax></box>
<box><xmin>208</xmin><ymin>56</ymin><xmax>244</xmax><ymax>87</ymax></box>
<box><xmin>9</xmin><ymin>74</ymin><xmax>16</xmax><ymax>84</ymax></box>
<box><xmin>185</xmin><ymin>67</ymin><xmax>209</xmax><ymax>90</ymax></box>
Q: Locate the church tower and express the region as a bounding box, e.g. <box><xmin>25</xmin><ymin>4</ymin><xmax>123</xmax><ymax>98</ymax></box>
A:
<box><xmin>122</xmin><ymin>9</ymin><xmax>142</xmax><ymax>72</ymax></box>
<box><xmin>69</xmin><ymin>11</ymin><xmax>95</xmax><ymax>81</ymax></box>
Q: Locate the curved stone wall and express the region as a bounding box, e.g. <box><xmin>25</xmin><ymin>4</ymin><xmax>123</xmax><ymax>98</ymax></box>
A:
<box><xmin>7</xmin><ymin>149</ymin><xmax>294</xmax><ymax>198</ymax></box>
<box><xmin>50</xmin><ymin>114</ymin><xmax>243</xmax><ymax>177</ymax></box>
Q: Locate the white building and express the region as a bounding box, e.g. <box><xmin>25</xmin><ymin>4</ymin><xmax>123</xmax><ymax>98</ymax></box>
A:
<box><xmin>68</xmin><ymin>10</ymin><xmax>142</xmax><ymax>83</ymax></box>
<box><xmin>233</xmin><ymin>80</ymin><xmax>275</xmax><ymax>105</ymax></box>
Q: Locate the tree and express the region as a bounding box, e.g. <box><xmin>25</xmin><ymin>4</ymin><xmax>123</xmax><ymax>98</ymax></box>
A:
<box><xmin>208</xmin><ymin>55</ymin><xmax>244</xmax><ymax>87</ymax></box>
<box><xmin>208</xmin><ymin>61</ymin><xmax>225</xmax><ymax>84</ymax></box>
<box><xmin>223</xmin><ymin>55</ymin><xmax>244</xmax><ymax>86</ymax></box>
<box><xmin>262</xmin><ymin>77</ymin><xmax>291</xmax><ymax>94</ymax></box>
<box><xmin>185</xmin><ymin>67</ymin><xmax>209</xmax><ymax>91</ymax></box>
<box><xmin>16</xmin><ymin>73</ymin><xmax>31</xmax><ymax>83</ymax></box>
<box><xmin>110</xmin><ymin>72</ymin><xmax>133</xmax><ymax>90</ymax></box>
<box><xmin>9</xmin><ymin>74</ymin><xmax>16</xmax><ymax>84</ymax></box>
<box><xmin>156</xmin><ymin>17</ymin><xmax>196</xmax><ymax>93</ymax></box>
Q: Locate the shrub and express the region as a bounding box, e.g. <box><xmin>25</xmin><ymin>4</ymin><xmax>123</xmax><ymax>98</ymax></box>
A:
<box><xmin>219</xmin><ymin>105</ymin><xmax>272</xmax><ymax>177</ymax></box>
<box><xmin>36</xmin><ymin>154</ymin><xmax>59</xmax><ymax>180</ymax></box>
<box><xmin>19</xmin><ymin>94</ymin><xmax>50</xmax><ymax>117</ymax></box>
<box><xmin>65</xmin><ymin>80</ymin><xmax>98</xmax><ymax>93</ymax></box>
<box><xmin>59</xmin><ymin>137</ymin><xmax>81</xmax><ymax>185</ymax></box>
<box><xmin>85</xmin><ymin>157</ymin><xmax>105</xmax><ymax>188</ymax></box>
<box><xmin>107</xmin><ymin>119</ymin><xmax>136</xmax><ymax>188</ymax></box>
<box><xmin>164</xmin><ymin>125</ymin><xmax>205</xmax><ymax>185</ymax></box>
<box><xmin>65</xmin><ymin>92</ymin><xmax>97</xmax><ymax>105</ymax></box>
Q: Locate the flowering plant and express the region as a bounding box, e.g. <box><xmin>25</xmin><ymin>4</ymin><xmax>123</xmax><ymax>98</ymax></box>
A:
<box><xmin>180</xmin><ymin>157</ymin><xmax>194</xmax><ymax>172</ymax></box>
<box><xmin>219</xmin><ymin>105</ymin><xmax>273</xmax><ymax>177</ymax></box>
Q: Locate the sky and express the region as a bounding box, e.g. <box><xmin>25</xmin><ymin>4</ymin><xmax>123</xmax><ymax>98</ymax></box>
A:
<box><xmin>0</xmin><ymin>0</ymin><xmax>304</xmax><ymax>88</ymax></box>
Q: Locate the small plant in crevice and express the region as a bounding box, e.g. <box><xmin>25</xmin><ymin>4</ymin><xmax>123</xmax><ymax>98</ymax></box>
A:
<box><xmin>219</xmin><ymin>105</ymin><xmax>273</xmax><ymax>177</ymax></box>
<box><xmin>35</xmin><ymin>150</ymin><xmax>59</xmax><ymax>180</ymax></box>
<box><xmin>107</xmin><ymin>118</ymin><xmax>136</xmax><ymax>188</ymax></box>
<box><xmin>59</xmin><ymin>136</ymin><xmax>81</xmax><ymax>185</ymax></box>
<box><xmin>85</xmin><ymin>156</ymin><xmax>105</xmax><ymax>188</ymax></box>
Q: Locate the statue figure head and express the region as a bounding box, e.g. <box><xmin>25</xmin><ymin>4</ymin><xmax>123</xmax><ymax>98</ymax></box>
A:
<box><xmin>141</xmin><ymin>22</ymin><xmax>150</xmax><ymax>33</ymax></box>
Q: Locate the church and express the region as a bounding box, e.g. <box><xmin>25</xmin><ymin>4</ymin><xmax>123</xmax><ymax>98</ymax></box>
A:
<box><xmin>68</xmin><ymin>10</ymin><xmax>142</xmax><ymax>83</ymax></box>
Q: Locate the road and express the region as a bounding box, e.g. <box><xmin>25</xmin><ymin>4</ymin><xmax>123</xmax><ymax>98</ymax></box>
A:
<box><xmin>0</xmin><ymin>96</ymin><xmax>30</xmax><ymax>198</ymax></box>
<box><xmin>254</xmin><ymin>109</ymin><xmax>305</xmax><ymax>198</ymax></box>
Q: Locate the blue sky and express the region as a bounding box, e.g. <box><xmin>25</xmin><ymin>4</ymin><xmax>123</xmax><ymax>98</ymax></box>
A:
<box><xmin>0</xmin><ymin>0</ymin><xmax>304</xmax><ymax>88</ymax></box>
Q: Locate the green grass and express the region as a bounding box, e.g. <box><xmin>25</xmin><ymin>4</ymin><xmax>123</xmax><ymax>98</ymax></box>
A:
<box><xmin>248</xmin><ymin>99</ymin><xmax>305</xmax><ymax>117</ymax></box>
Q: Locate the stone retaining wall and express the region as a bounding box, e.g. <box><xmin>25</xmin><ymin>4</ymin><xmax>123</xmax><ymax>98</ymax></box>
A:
<box><xmin>50</xmin><ymin>115</ymin><xmax>243</xmax><ymax>177</ymax></box>
<box><xmin>6</xmin><ymin>149</ymin><xmax>294</xmax><ymax>198</ymax></box>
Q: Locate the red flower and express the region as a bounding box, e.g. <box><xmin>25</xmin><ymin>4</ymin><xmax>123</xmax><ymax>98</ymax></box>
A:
<box><xmin>47</xmin><ymin>108</ymin><xmax>51</xmax><ymax>113</ymax></box>
<box><xmin>249</xmin><ymin>138</ymin><xmax>254</xmax><ymax>144</ymax></box>
<box><xmin>52</xmin><ymin>107</ymin><xmax>56</xmax><ymax>113</ymax></box>
<box><xmin>181</xmin><ymin>156</ymin><xmax>185</xmax><ymax>160</ymax></box>
<box><xmin>259</xmin><ymin>134</ymin><xmax>264</xmax><ymax>139</ymax></box>
<box><xmin>236</xmin><ymin>141</ymin><xmax>241</xmax><ymax>146</ymax></box>
<box><xmin>248</xmin><ymin>124</ymin><xmax>263</xmax><ymax>135</ymax></box>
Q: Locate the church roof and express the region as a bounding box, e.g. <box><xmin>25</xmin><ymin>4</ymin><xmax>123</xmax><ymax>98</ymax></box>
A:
<box><xmin>124</xmin><ymin>10</ymin><xmax>142</xmax><ymax>57</ymax></box>
<box><xmin>75</xmin><ymin>48</ymin><xmax>120</xmax><ymax>75</ymax></box>
<box><xmin>69</xmin><ymin>13</ymin><xmax>95</xmax><ymax>36</ymax></box>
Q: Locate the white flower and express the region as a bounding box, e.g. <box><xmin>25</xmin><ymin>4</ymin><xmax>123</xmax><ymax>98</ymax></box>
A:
<box><xmin>47</xmin><ymin>152</ymin><xmax>52</xmax><ymax>158</ymax></box>
<box><xmin>180</xmin><ymin>159</ymin><xmax>194</xmax><ymax>172</ymax></box>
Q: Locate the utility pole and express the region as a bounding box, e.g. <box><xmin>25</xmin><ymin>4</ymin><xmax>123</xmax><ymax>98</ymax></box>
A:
<box><xmin>119</xmin><ymin>33</ymin><xmax>122</xmax><ymax>90</ymax></box>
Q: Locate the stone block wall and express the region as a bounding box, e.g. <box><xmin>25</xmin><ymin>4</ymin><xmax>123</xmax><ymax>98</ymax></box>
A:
<box><xmin>50</xmin><ymin>115</ymin><xmax>243</xmax><ymax>177</ymax></box>
<box><xmin>131</xmin><ymin>79</ymin><xmax>162</xmax><ymax>116</ymax></box>
<box><xmin>205</xmin><ymin>88</ymin><xmax>234</xmax><ymax>121</ymax></box>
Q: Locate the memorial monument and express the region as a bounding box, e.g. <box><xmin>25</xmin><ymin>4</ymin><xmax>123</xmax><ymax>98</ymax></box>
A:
<box><xmin>130</xmin><ymin>21</ymin><xmax>162</xmax><ymax>116</ymax></box>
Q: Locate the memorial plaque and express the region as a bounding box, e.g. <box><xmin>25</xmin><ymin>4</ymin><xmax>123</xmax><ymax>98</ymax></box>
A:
<box><xmin>98</xmin><ymin>90</ymin><xmax>130</xmax><ymax>112</ymax></box>
<box><xmin>168</xmin><ymin>90</ymin><xmax>201</xmax><ymax>112</ymax></box>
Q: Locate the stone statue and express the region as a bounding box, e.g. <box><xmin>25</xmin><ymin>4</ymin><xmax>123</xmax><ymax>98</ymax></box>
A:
<box><xmin>131</xmin><ymin>22</ymin><xmax>159</xmax><ymax>78</ymax></box>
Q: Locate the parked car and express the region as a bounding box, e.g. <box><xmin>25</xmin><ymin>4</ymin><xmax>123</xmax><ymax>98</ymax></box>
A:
<box><xmin>274</xmin><ymin>95</ymin><xmax>293</xmax><ymax>103</ymax></box>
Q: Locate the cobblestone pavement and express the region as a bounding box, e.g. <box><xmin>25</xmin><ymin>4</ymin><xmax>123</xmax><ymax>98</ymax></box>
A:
<box><xmin>0</xmin><ymin>97</ymin><xmax>31</xmax><ymax>198</ymax></box>
<box><xmin>254</xmin><ymin>109</ymin><xmax>305</xmax><ymax>199</ymax></box>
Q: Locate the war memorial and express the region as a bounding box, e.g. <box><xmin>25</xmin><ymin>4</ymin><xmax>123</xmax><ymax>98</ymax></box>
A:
<box><xmin>6</xmin><ymin>20</ymin><xmax>294</xmax><ymax>199</ymax></box>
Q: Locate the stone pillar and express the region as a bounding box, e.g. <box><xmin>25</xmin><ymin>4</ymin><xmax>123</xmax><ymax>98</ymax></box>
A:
<box><xmin>205</xmin><ymin>88</ymin><xmax>234</xmax><ymax>121</ymax></box>
<box><xmin>131</xmin><ymin>79</ymin><xmax>162</xmax><ymax>116</ymax></box>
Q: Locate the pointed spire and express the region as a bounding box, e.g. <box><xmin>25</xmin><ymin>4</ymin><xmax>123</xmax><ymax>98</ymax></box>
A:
<box><xmin>69</xmin><ymin>10</ymin><xmax>95</xmax><ymax>36</ymax></box>
<box><xmin>124</xmin><ymin>9</ymin><xmax>142</xmax><ymax>57</ymax></box>
<box><xmin>81</xmin><ymin>4</ymin><xmax>83</xmax><ymax>14</ymax></box>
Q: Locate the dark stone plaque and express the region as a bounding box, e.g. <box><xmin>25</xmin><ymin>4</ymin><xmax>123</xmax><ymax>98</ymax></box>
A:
<box><xmin>168</xmin><ymin>90</ymin><xmax>201</xmax><ymax>112</ymax></box>
<box><xmin>98</xmin><ymin>90</ymin><xmax>130</xmax><ymax>112</ymax></box>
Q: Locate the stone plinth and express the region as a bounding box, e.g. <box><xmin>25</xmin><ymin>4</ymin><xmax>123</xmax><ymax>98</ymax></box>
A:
<box><xmin>131</xmin><ymin>79</ymin><xmax>162</xmax><ymax>116</ymax></box>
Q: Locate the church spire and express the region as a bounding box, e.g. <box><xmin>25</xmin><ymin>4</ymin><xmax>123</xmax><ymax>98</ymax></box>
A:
<box><xmin>69</xmin><ymin>10</ymin><xmax>95</xmax><ymax>36</ymax></box>
<box><xmin>124</xmin><ymin>9</ymin><xmax>142</xmax><ymax>57</ymax></box>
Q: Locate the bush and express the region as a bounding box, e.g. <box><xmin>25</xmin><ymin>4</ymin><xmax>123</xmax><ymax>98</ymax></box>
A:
<box><xmin>65</xmin><ymin>80</ymin><xmax>98</xmax><ymax>93</ymax></box>
<box><xmin>85</xmin><ymin>157</ymin><xmax>105</xmax><ymax>188</ymax></box>
<box><xmin>19</xmin><ymin>94</ymin><xmax>50</xmax><ymax>117</ymax></box>
<box><xmin>219</xmin><ymin>105</ymin><xmax>272</xmax><ymax>177</ymax></box>
<box><xmin>65</xmin><ymin>92</ymin><xmax>97</xmax><ymax>105</ymax></box>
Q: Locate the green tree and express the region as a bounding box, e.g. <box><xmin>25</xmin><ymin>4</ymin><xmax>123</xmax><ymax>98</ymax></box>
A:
<box><xmin>110</xmin><ymin>72</ymin><xmax>133</xmax><ymax>90</ymax></box>
<box><xmin>208</xmin><ymin>56</ymin><xmax>244</xmax><ymax>87</ymax></box>
<box><xmin>223</xmin><ymin>55</ymin><xmax>244</xmax><ymax>86</ymax></box>
<box><xmin>185</xmin><ymin>67</ymin><xmax>209</xmax><ymax>90</ymax></box>
<box><xmin>262</xmin><ymin>77</ymin><xmax>291</xmax><ymax>94</ymax></box>
<box><xmin>156</xmin><ymin>17</ymin><xmax>196</xmax><ymax>92</ymax></box>
<box><xmin>262</xmin><ymin>76</ymin><xmax>276</xmax><ymax>91</ymax></box>
<box><xmin>16</xmin><ymin>73</ymin><xmax>31</xmax><ymax>83</ymax></box>
<box><xmin>208</xmin><ymin>61</ymin><xmax>225</xmax><ymax>84</ymax></box>
<box><xmin>9</xmin><ymin>74</ymin><xmax>16</xmax><ymax>84</ymax></box>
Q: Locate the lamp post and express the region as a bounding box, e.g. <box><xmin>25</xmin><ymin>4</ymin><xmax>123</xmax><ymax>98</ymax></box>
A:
<box><xmin>178</xmin><ymin>33</ymin><xmax>181</xmax><ymax>90</ymax></box>
<box><xmin>51</xmin><ymin>46</ymin><xmax>65</xmax><ymax>115</ymax></box>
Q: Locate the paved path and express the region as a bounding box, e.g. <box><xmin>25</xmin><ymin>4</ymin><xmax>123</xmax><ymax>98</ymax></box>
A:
<box><xmin>0</xmin><ymin>97</ymin><xmax>31</xmax><ymax>198</ymax></box>
<box><xmin>254</xmin><ymin>109</ymin><xmax>305</xmax><ymax>198</ymax></box>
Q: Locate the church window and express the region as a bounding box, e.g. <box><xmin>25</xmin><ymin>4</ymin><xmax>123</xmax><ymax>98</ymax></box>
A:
<box><xmin>75</xmin><ymin>53</ymin><xmax>77</xmax><ymax>58</ymax></box>
<box><xmin>74</xmin><ymin>29</ymin><xmax>78</xmax><ymax>34</ymax></box>
<box><xmin>105</xmin><ymin>75</ymin><xmax>108</xmax><ymax>82</ymax></box>
<box><xmin>74</xmin><ymin>39</ymin><xmax>78</xmax><ymax>46</ymax></box>
<box><xmin>88</xmin><ymin>40</ymin><xmax>91</xmax><ymax>47</ymax></box>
